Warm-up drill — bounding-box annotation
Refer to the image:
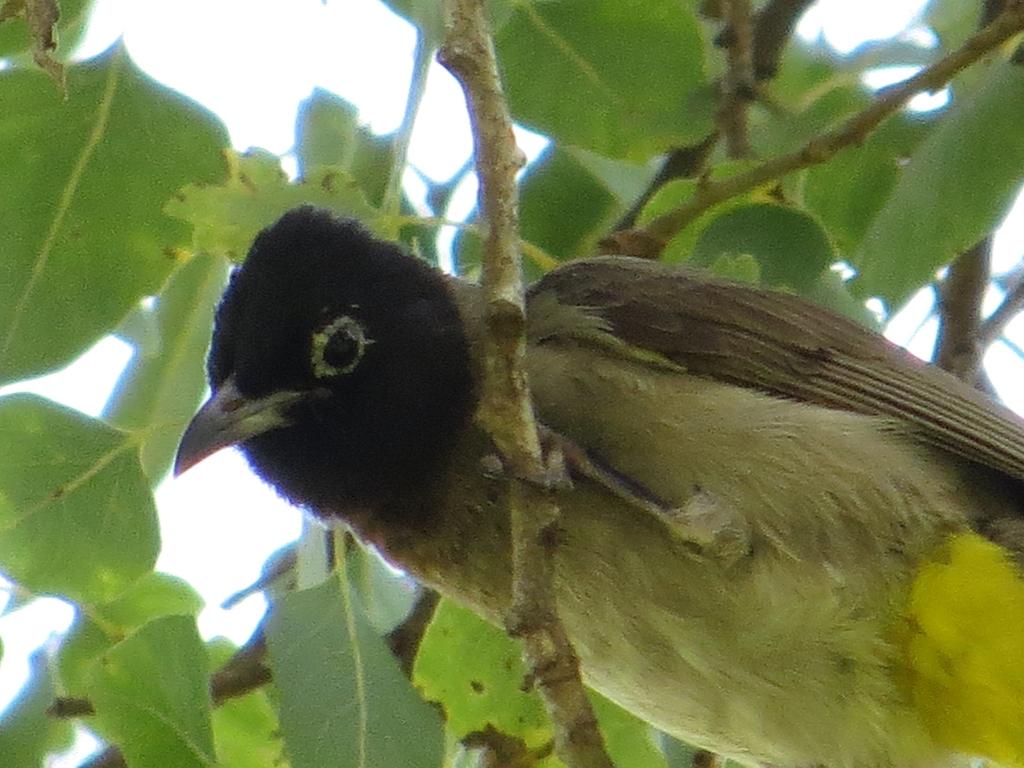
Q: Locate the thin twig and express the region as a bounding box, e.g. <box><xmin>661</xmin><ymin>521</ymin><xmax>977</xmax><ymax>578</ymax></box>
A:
<box><xmin>980</xmin><ymin>272</ymin><xmax>1024</xmax><ymax>346</ymax></box>
<box><xmin>692</xmin><ymin>749</ymin><xmax>725</xmax><ymax>768</ymax></box>
<box><xmin>608</xmin><ymin>0</ymin><xmax>809</xmax><ymax>244</ymax></box>
<box><xmin>382</xmin><ymin>32</ymin><xmax>434</xmax><ymax>219</ymax></box>
<box><xmin>752</xmin><ymin>0</ymin><xmax>816</xmax><ymax>81</ymax></box>
<box><xmin>985</xmin><ymin>0</ymin><xmax>1011</xmax><ymax>26</ymax></box>
<box><xmin>76</xmin><ymin>746</ymin><xmax>122</xmax><ymax>768</ymax></box>
<box><xmin>438</xmin><ymin>2</ymin><xmax>614</xmax><ymax>768</ymax></box>
<box><xmin>717</xmin><ymin>0</ymin><xmax>754</xmax><ymax>157</ymax></box>
<box><xmin>616</xmin><ymin>3</ymin><xmax>1024</xmax><ymax>257</ymax></box>
<box><xmin>935</xmin><ymin>238</ymin><xmax>992</xmax><ymax>382</ymax></box>
<box><xmin>386</xmin><ymin>588</ymin><xmax>441</xmax><ymax>676</ymax></box>
<box><xmin>53</xmin><ymin>628</ymin><xmax>272</xmax><ymax>724</ymax></box>
<box><xmin>611</xmin><ymin>135</ymin><xmax>718</xmax><ymax>232</ymax></box>
<box><xmin>938</xmin><ymin>0</ymin><xmax>1018</xmax><ymax>363</ymax></box>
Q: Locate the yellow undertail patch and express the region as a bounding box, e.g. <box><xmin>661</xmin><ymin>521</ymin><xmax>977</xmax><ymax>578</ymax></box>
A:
<box><xmin>904</xmin><ymin>532</ymin><xmax>1024</xmax><ymax>767</ymax></box>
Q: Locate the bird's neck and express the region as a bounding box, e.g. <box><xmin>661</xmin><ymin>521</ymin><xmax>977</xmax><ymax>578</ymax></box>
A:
<box><xmin>338</xmin><ymin>424</ymin><xmax>514</xmax><ymax>623</ymax></box>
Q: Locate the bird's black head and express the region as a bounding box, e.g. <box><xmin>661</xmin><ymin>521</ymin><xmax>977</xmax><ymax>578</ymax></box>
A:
<box><xmin>176</xmin><ymin>206</ymin><xmax>477</xmax><ymax>516</ymax></box>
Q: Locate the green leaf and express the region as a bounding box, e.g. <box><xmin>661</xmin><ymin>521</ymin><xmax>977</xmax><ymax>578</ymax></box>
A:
<box><xmin>165</xmin><ymin>149</ymin><xmax>378</xmax><ymax>264</ymax></box>
<box><xmin>591</xmin><ymin>694</ymin><xmax>669</xmax><ymax>768</ymax></box>
<box><xmin>519</xmin><ymin>148</ymin><xmax>619</xmax><ymax>266</ymax></box>
<box><xmin>414</xmin><ymin>600</ymin><xmax>551</xmax><ymax>747</ymax></box>
<box><xmin>854</xmin><ymin>58</ymin><xmax>1024</xmax><ymax>307</ymax></box>
<box><xmin>265</xmin><ymin>572</ymin><xmax>444</xmax><ymax>768</ymax></box>
<box><xmin>805</xmin><ymin>269</ymin><xmax>881</xmax><ymax>330</ymax></box>
<box><xmin>59</xmin><ymin>572</ymin><xmax>204</xmax><ymax>695</ymax></box>
<box><xmin>456</xmin><ymin>147</ymin><xmax>625</xmax><ymax>280</ymax></box>
<box><xmin>416</xmin><ymin>601</ymin><xmax>671</xmax><ymax>767</ymax></box>
<box><xmin>0</xmin><ymin>0</ymin><xmax>91</xmax><ymax>59</ymax></box>
<box><xmin>706</xmin><ymin>252</ymin><xmax>761</xmax><ymax>284</ymax></box>
<box><xmin>88</xmin><ymin>615</ymin><xmax>216</xmax><ymax>768</ymax></box>
<box><xmin>565</xmin><ymin>146</ymin><xmax>657</xmax><ymax>207</ymax></box>
<box><xmin>376</xmin><ymin>0</ymin><xmax>444</xmax><ymax>46</ymax></box>
<box><xmin>756</xmin><ymin>85</ymin><xmax>869</xmax><ymax>158</ymax></box>
<box><xmin>690</xmin><ymin>203</ymin><xmax>835</xmax><ymax>291</ymax></box>
<box><xmin>769</xmin><ymin>38</ymin><xmax>843</xmax><ymax>107</ymax></box>
<box><xmin>0</xmin><ymin>649</ymin><xmax>74</xmax><ymax>767</ymax></box>
<box><xmin>495</xmin><ymin>0</ymin><xmax>710</xmax><ymax>159</ymax></box>
<box><xmin>213</xmin><ymin>691</ymin><xmax>282</xmax><ymax>768</ymax></box>
<box><xmin>0</xmin><ymin>394</ymin><xmax>158</xmax><ymax>604</ymax></box>
<box><xmin>0</xmin><ymin>44</ymin><xmax>228</xmax><ymax>383</ymax></box>
<box><xmin>804</xmin><ymin>114</ymin><xmax>934</xmax><ymax>256</ymax></box>
<box><xmin>925</xmin><ymin>0</ymin><xmax>980</xmax><ymax>50</ymax></box>
<box><xmin>348</xmin><ymin>541</ymin><xmax>417</xmax><ymax>635</ymax></box>
<box><xmin>636</xmin><ymin>160</ymin><xmax>764</xmax><ymax>264</ymax></box>
<box><xmin>206</xmin><ymin>638</ymin><xmax>282</xmax><ymax>768</ymax></box>
<box><xmin>296</xmin><ymin>88</ymin><xmax>397</xmax><ymax>209</ymax></box>
<box><xmin>104</xmin><ymin>253</ymin><xmax>228</xmax><ymax>483</ymax></box>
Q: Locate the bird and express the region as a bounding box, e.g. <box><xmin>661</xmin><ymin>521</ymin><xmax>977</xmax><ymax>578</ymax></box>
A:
<box><xmin>176</xmin><ymin>205</ymin><xmax>1024</xmax><ymax>768</ymax></box>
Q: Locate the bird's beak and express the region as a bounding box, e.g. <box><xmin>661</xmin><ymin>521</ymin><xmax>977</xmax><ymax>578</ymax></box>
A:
<box><xmin>174</xmin><ymin>376</ymin><xmax>306</xmax><ymax>476</ymax></box>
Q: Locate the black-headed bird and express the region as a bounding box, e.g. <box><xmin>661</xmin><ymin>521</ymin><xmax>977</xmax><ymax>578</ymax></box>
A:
<box><xmin>177</xmin><ymin>206</ymin><xmax>1024</xmax><ymax>768</ymax></box>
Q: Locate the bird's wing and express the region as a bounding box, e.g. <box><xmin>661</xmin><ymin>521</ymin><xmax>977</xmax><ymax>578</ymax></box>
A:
<box><xmin>529</xmin><ymin>256</ymin><xmax>1024</xmax><ymax>485</ymax></box>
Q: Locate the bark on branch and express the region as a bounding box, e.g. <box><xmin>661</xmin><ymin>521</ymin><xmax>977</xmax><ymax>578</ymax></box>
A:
<box><xmin>439</xmin><ymin>2</ymin><xmax>615</xmax><ymax>767</ymax></box>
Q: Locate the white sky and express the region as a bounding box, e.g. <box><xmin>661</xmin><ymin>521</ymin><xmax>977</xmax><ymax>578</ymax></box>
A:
<box><xmin>2</xmin><ymin>0</ymin><xmax>1023</xmax><ymax>764</ymax></box>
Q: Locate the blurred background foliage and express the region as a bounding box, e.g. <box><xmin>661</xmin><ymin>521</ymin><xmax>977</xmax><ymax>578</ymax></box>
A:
<box><xmin>1</xmin><ymin>0</ymin><xmax>1024</xmax><ymax>766</ymax></box>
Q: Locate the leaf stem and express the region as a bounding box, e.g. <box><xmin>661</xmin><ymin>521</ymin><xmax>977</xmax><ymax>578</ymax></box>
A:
<box><xmin>382</xmin><ymin>32</ymin><xmax>434</xmax><ymax>220</ymax></box>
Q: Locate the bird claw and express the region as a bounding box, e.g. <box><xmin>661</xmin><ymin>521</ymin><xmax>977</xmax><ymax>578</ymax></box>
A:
<box><xmin>481</xmin><ymin>426</ymin><xmax>751</xmax><ymax>563</ymax></box>
<box><xmin>478</xmin><ymin>431</ymin><xmax>574</xmax><ymax>493</ymax></box>
<box><xmin>534</xmin><ymin>427</ymin><xmax>752</xmax><ymax>563</ymax></box>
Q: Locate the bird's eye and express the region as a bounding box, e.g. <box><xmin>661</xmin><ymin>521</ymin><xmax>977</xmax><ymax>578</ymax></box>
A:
<box><xmin>310</xmin><ymin>315</ymin><xmax>370</xmax><ymax>379</ymax></box>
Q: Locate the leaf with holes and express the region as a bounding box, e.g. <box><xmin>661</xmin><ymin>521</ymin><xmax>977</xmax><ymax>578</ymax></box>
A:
<box><xmin>0</xmin><ymin>0</ymin><xmax>92</xmax><ymax>59</ymax></box>
<box><xmin>415</xmin><ymin>600</ymin><xmax>672</xmax><ymax>768</ymax></box>
<box><xmin>165</xmin><ymin>150</ymin><xmax>379</xmax><ymax>264</ymax></box>
<box><xmin>414</xmin><ymin>599</ymin><xmax>551</xmax><ymax>747</ymax></box>
<box><xmin>296</xmin><ymin>88</ymin><xmax>397</xmax><ymax>209</ymax></box>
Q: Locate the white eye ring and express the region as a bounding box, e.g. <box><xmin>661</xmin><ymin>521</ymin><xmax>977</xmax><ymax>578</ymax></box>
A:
<box><xmin>310</xmin><ymin>315</ymin><xmax>371</xmax><ymax>379</ymax></box>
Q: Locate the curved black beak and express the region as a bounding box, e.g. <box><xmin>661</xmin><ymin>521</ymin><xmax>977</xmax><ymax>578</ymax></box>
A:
<box><xmin>174</xmin><ymin>376</ymin><xmax>306</xmax><ymax>476</ymax></box>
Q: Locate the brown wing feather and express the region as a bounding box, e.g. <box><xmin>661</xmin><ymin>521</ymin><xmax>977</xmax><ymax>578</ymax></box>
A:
<box><xmin>530</xmin><ymin>256</ymin><xmax>1024</xmax><ymax>484</ymax></box>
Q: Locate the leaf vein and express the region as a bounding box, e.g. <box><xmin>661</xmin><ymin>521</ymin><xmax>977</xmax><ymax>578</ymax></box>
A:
<box><xmin>0</xmin><ymin>47</ymin><xmax>126</xmax><ymax>364</ymax></box>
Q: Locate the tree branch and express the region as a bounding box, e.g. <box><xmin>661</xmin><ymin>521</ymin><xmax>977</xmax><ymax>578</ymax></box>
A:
<box><xmin>54</xmin><ymin>627</ymin><xmax>272</xmax><ymax>725</ymax></box>
<box><xmin>980</xmin><ymin>267</ymin><xmax>1024</xmax><ymax>346</ymax></box>
<box><xmin>935</xmin><ymin>238</ymin><xmax>992</xmax><ymax>382</ymax></box>
<box><xmin>438</xmin><ymin>2</ymin><xmax>614</xmax><ymax>767</ymax></box>
<box><xmin>692</xmin><ymin>748</ymin><xmax>725</xmax><ymax>768</ymax></box>
<box><xmin>386</xmin><ymin>588</ymin><xmax>441</xmax><ymax>676</ymax></box>
<box><xmin>615</xmin><ymin>2</ymin><xmax>1024</xmax><ymax>257</ymax></box>
<box><xmin>716</xmin><ymin>0</ymin><xmax>754</xmax><ymax>157</ymax></box>
<box><xmin>751</xmin><ymin>0</ymin><xmax>816</xmax><ymax>81</ymax></box>
<box><xmin>611</xmin><ymin>135</ymin><xmax>719</xmax><ymax>232</ymax></box>
<box><xmin>606</xmin><ymin>0</ymin><xmax>811</xmax><ymax>249</ymax></box>
<box><xmin>933</xmin><ymin>0</ymin><xmax>1014</xmax><ymax>385</ymax></box>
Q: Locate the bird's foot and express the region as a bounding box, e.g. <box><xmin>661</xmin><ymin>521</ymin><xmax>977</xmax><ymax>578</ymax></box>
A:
<box><xmin>534</xmin><ymin>427</ymin><xmax>752</xmax><ymax>563</ymax></box>
<box><xmin>669</xmin><ymin>486</ymin><xmax>752</xmax><ymax>564</ymax></box>
<box><xmin>478</xmin><ymin>428</ymin><xmax>573</xmax><ymax>493</ymax></box>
